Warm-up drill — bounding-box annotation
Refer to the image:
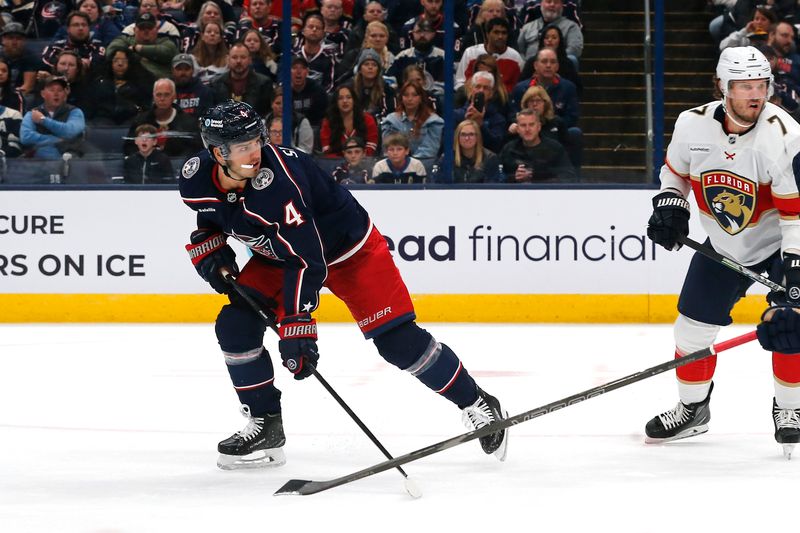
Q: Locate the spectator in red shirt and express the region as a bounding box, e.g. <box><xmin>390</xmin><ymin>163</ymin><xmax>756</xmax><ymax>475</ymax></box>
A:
<box><xmin>320</xmin><ymin>84</ymin><xmax>378</xmax><ymax>156</ymax></box>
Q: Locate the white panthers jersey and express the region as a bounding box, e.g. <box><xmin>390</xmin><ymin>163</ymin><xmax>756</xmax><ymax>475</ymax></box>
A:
<box><xmin>660</xmin><ymin>100</ymin><xmax>800</xmax><ymax>266</ymax></box>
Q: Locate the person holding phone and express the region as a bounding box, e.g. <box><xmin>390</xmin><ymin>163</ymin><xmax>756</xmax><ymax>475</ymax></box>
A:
<box><xmin>453</xmin><ymin>70</ymin><xmax>506</xmax><ymax>153</ymax></box>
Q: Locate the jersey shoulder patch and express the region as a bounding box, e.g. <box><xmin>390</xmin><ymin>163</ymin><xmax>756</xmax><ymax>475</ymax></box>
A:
<box><xmin>181</xmin><ymin>156</ymin><xmax>201</xmax><ymax>179</ymax></box>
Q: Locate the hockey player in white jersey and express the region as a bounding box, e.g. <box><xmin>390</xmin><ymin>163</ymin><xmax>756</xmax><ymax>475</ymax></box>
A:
<box><xmin>645</xmin><ymin>46</ymin><xmax>800</xmax><ymax>458</ymax></box>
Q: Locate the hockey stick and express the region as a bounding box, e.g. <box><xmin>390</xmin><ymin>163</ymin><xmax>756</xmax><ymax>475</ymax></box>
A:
<box><xmin>677</xmin><ymin>235</ymin><xmax>785</xmax><ymax>293</ymax></box>
<box><xmin>222</xmin><ymin>273</ymin><xmax>422</xmax><ymax>498</ymax></box>
<box><xmin>274</xmin><ymin>330</ymin><xmax>758</xmax><ymax>496</ymax></box>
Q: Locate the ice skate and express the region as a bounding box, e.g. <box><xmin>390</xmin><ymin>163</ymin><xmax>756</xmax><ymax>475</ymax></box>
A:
<box><xmin>462</xmin><ymin>387</ymin><xmax>509</xmax><ymax>461</ymax></box>
<box><xmin>645</xmin><ymin>383</ymin><xmax>713</xmax><ymax>443</ymax></box>
<box><xmin>217</xmin><ymin>405</ymin><xmax>286</xmax><ymax>470</ymax></box>
<box><xmin>772</xmin><ymin>398</ymin><xmax>800</xmax><ymax>460</ymax></box>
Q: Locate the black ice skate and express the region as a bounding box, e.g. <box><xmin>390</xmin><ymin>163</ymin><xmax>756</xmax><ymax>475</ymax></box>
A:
<box><xmin>462</xmin><ymin>388</ymin><xmax>509</xmax><ymax>461</ymax></box>
<box><xmin>217</xmin><ymin>405</ymin><xmax>286</xmax><ymax>470</ymax></box>
<box><xmin>645</xmin><ymin>383</ymin><xmax>713</xmax><ymax>443</ymax></box>
<box><xmin>772</xmin><ymin>398</ymin><xmax>800</xmax><ymax>460</ymax></box>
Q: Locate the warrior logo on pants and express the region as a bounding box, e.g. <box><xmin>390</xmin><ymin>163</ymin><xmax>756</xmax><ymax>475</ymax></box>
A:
<box><xmin>701</xmin><ymin>169</ymin><xmax>756</xmax><ymax>235</ymax></box>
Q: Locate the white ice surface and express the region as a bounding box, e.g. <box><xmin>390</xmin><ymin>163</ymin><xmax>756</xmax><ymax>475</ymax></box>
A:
<box><xmin>0</xmin><ymin>323</ymin><xmax>795</xmax><ymax>532</ymax></box>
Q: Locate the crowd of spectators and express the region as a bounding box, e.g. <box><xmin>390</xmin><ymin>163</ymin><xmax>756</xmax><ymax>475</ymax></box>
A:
<box><xmin>0</xmin><ymin>0</ymin><xmax>585</xmax><ymax>184</ymax></box>
<box><xmin>711</xmin><ymin>1</ymin><xmax>800</xmax><ymax>127</ymax></box>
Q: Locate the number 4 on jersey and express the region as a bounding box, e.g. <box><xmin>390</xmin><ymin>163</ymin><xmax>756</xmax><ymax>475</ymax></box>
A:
<box><xmin>284</xmin><ymin>200</ymin><xmax>305</xmax><ymax>226</ymax></box>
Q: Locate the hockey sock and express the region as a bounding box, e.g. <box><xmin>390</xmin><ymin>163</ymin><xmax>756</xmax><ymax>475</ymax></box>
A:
<box><xmin>223</xmin><ymin>347</ymin><xmax>282</xmax><ymax>416</ymax></box>
<box><xmin>374</xmin><ymin>323</ymin><xmax>479</xmax><ymax>408</ymax></box>
<box><xmin>674</xmin><ymin>314</ymin><xmax>719</xmax><ymax>403</ymax></box>
<box><xmin>404</xmin><ymin>340</ymin><xmax>479</xmax><ymax>408</ymax></box>
<box><xmin>773</xmin><ymin>352</ymin><xmax>800</xmax><ymax>409</ymax></box>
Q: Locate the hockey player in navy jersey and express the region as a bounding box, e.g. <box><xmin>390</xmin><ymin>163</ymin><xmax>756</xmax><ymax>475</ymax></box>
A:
<box><xmin>646</xmin><ymin>46</ymin><xmax>800</xmax><ymax>457</ymax></box>
<box><xmin>179</xmin><ymin>100</ymin><xmax>508</xmax><ymax>469</ymax></box>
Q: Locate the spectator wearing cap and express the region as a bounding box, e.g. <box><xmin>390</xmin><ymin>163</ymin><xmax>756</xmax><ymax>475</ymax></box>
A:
<box><xmin>0</xmin><ymin>22</ymin><xmax>40</xmax><ymax>95</ymax></box>
<box><xmin>87</xmin><ymin>47</ymin><xmax>154</xmax><ymax>124</ymax></box>
<box><xmin>332</xmin><ymin>136</ymin><xmax>373</xmax><ymax>184</ymax></box>
<box><xmin>21</xmin><ymin>75</ymin><xmax>86</xmax><ymax>159</ymax></box>
<box><xmin>292</xmin><ymin>13</ymin><xmax>337</xmax><ymax>92</ymax></box>
<box><xmin>264</xmin><ymin>86</ymin><xmax>314</xmax><ymax>153</ymax></box>
<box><xmin>52</xmin><ymin>0</ymin><xmax>122</xmax><ymax>47</ymax></box>
<box><xmin>387</xmin><ymin>18</ymin><xmax>444</xmax><ymax>93</ymax></box>
<box><xmin>290</xmin><ymin>55</ymin><xmax>328</xmax><ymax>127</ymax></box>
<box><xmin>720</xmin><ymin>6</ymin><xmax>776</xmax><ymax>51</ymax></box>
<box><xmin>353</xmin><ymin>48</ymin><xmax>396</xmax><ymax>126</ymax></box>
<box><xmin>518</xmin><ymin>0</ymin><xmax>583</xmax><ymax>65</ymax></box>
<box><xmin>126</xmin><ymin>77</ymin><xmax>201</xmax><ymax>157</ymax></box>
<box><xmin>171</xmin><ymin>53</ymin><xmax>213</xmax><ymax>117</ymax></box>
<box><xmin>210</xmin><ymin>42</ymin><xmax>272</xmax><ymax>113</ymax></box>
<box><xmin>456</xmin><ymin>18</ymin><xmax>522</xmax><ymax>93</ymax></box>
<box><xmin>107</xmin><ymin>12</ymin><xmax>179</xmax><ymax>80</ymax></box>
<box><xmin>42</xmin><ymin>11</ymin><xmax>107</xmax><ymax>75</ymax></box>
<box><xmin>120</xmin><ymin>0</ymin><xmax>182</xmax><ymax>46</ymax></box>
<box><xmin>400</xmin><ymin>0</ymin><xmax>462</xmax><ymax>52</ymax></box>
<box><xmin>320</xmin><ymin>84</ymin><xmax>378</xmax><ymax>156</ymax></box>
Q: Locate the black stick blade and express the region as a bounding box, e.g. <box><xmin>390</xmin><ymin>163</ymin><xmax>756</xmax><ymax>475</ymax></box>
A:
<box><xmin>274</xmin><ymin>479</ymin><xmax>330</xmax><ymax>496</ymax></box>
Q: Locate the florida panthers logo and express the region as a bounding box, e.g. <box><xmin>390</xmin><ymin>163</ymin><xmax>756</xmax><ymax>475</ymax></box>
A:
<box><xmin>701</xmin><ymin>170</ymin><xmax>756</xmax><ymax>235</ymax></box>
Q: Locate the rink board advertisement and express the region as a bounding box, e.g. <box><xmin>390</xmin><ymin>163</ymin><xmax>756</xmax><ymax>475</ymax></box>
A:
<box><xmin>0</xmin><ymin>190</ymin><xmax>768</xmax><ymax>322</ymax></box>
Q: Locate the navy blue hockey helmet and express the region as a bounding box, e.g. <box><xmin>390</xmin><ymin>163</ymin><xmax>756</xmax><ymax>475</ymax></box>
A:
<box><xmin>199</xmin><ymin>100</ymin><xmax>267</xmax><ymax>158</ymax></box>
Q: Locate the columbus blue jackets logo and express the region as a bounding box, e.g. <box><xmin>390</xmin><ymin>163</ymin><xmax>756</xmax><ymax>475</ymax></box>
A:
<box><xmin>181</xmin><ymin>157</ymin><xmax>200</xmax><ymax>179</ymax></box>
<box><xmin>701</xmin><ymin>170</ymin><xmax>756</xmax><ymax>235</ymax></box>
<box><xmin>231</xmin><ymin>230</ymin><xmax>281</xmax><ymax>261</ymax></box>
<box><xmin>252</xmin><ymin>168</ymin><xmax>274</xmax><ymax>190</ymax></box>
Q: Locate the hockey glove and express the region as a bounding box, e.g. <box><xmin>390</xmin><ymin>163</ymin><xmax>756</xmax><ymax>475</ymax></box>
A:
<box><xmin>757</xmin><ymin>306</ymin><xmax>800</xmax><ymax>354</ymax></box>
<box><xmin>279</xmin><ymin>313</ymin><xmax>319</xmax><ymax>380</ymax></box>
<box><xmin>185</xmin><ymin>229</ymin><xmax>238</xmax><ymax>294</ymax></box>
<box><xmin>647</xmin><ymin>191</ymin><xmax>690</xmax><ymax>251</ymax></box>
<box><xmin>768</xmin><ymin>253</ymin><xmax>800</xmax><ymax>306</ymax></box>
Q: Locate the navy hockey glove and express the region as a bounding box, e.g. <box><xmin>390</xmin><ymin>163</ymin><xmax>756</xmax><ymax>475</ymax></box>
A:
<box><xmin>647</xmin><ymin>191</ymin><xmax>690</xmax><ymax>251</ymax></box>
<box><xmin>768</xmin><ymin>253</ymin><xmax>800</xmax><ymax>306</ymax></box>
<box><xmin>279</xmin><ymin>313</ymin><xmax>319</xmax><ymax>380</ymax></box>
<box><xmin>185</xmin><ymin>229</ymin><xmax>238</xmax><ymax>294</ymax></box>
<box><xmin>757</xmin><ymin>306</ymin><xmax>800</xmax><ymax>354</ymax></box>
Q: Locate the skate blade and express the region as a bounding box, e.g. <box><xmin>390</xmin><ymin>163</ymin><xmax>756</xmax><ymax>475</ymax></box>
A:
<box><xmin>492</xmin><ymin>409</ymin><xmax>510</xmax><ymax>462</ymax></box>
<box><xmin>782</xmin><ymin>443</ymin><xmax>795</xmax><ymax>460</ymax></box>
<box><xmin>644</xmin><ymin>424</ymin><xmax>709</xmax><ymax>444</ymax></box>
<box><xmin>217</xmin><ymin>448</ymin><xmax>286</xmax><ymax>470</ymax></box>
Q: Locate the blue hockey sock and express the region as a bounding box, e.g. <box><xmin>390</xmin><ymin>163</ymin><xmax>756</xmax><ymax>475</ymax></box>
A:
<box><xmin>223</xmin><ymin>348</ymin><xmax>281</xmax><ymax>416</ymax></box>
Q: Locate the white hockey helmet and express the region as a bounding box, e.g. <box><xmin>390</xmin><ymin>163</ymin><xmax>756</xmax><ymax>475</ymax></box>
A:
<box><xmin>716</xmin><ymin>46</ymin><xmax>773</xmax><ymax>97</ymax></box>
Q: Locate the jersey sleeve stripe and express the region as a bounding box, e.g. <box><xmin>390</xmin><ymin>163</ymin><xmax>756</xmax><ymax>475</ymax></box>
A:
<box><xmin>182</xmin><ymin>196</ymin><xmax>222</xmax><ymax>203</ymax></box>
<box><xmin>665</xmin><ymin>157</ymin><xmax>690</xmax><ymax>180</ymax></box>
<box><xmin>773</xmin><ymin>196</ymin><xmax>800</xmax><ymax>217</ymax></box>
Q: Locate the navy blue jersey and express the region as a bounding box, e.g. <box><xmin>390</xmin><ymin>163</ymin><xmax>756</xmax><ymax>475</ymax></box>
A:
<box><xmin>179</xmin><ymin>144</ymin><xmax>372</xmax><ymax>316</ymax></box>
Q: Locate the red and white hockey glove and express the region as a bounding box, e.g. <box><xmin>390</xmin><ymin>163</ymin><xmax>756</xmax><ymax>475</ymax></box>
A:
<box><xmin>185</xmin><ymin>229</ymin><xmax>238</xmax><ymax>294</ymax></box>
<box><xmin>279</xmin><ymin>313</ymin><xmax>319</xmax><ymax>380</ymax></box>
